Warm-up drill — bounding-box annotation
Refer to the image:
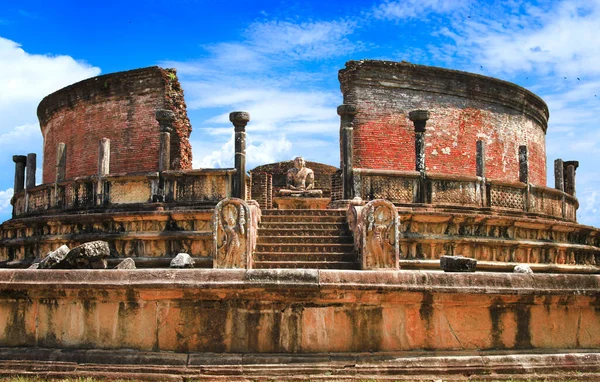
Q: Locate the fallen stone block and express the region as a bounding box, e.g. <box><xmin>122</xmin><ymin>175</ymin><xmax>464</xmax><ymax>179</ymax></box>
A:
<box><xmin>170</xmin><ymin>253</ymin><xmax>195</xmax><ymax>268</ymax></box>
<box><xmin>514</xmin><ymin>264</ymin><xmax>533</xmax><ymax>274</ymax></box>
<box><xmin>62</xmin><ymin>241</ymin><xmax>110</xmax><ymax>269</ymax></box>
<box><xmin>440</xmin><ymin>255</ymin><xmax>477</xmax><ymax>272</ymax></box>
<box><xmin>114</xmin><ymin>258</ymin><xmax>136</xmax><ymax>270</ymax></box>
<box><xmin>38</xmin><ymin>245</ymin><xmax>70</xmax><ymax>269</ymax></box>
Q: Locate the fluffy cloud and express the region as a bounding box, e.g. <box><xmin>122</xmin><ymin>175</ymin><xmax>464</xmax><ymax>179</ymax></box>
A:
<box><xmin>0</xmin><ymin>37</ymin><xmax>100</xmax><ymax>222</ymax></box>
<box><xmin>374</xmin><ymin>0</ymin><xmax>469</xmax><ymax>20</ymax></box>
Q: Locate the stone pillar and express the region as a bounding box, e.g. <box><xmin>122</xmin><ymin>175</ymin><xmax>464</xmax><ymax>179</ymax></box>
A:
<box><xmin>564</xmin><ymin>161</ymin><xmax>579</xmax><ymax>197</ymax></box>
<box><xmin>25</xmin><ymin>153</ymin><xmax>36</xmax><ymax>190</ymax></box>
<box><xmin>230</xmin><ymin>111</ymin><xmax>250</xmax><ymax>200</ymax></box>
<box><xmin>476</xmin><ymin>140</ymin><xmax>486</xmax><ymax>178</ymax></box>
<box><xmin>518</xmin><ymin>145</ymin><xmax>528</xmax><ymax>183</ymax></box>
<box><xmin>159</xmin><ymin>133</ymin><xmax>171</xmax><ymax>172</ymax></box>
<box><xmin>12</xmin><ymin>155</ymin><xmax>26</xmax><ymax>194</ymax></box>
<box><xmin>156</xmin><ymin>110</ymin><xmax>175</xmax><ymax>172</ymax></box>
<box><xmin>56</xmin><ymin>143</ymin><xmax>67</xmax><ymax>182</ymax></box>
<box><xmin>409</xmin><ymin>110</ymin><xmax>430</xmax><ymax>172</ymax></box>
<box><xmin>554</xmin><ymin>159</ymin><xmax>564</xmax><ymax>191</ymax></box>
<box><xmin>98</xmin><ymin>138</ymin><xmax>110</xmax><ymax>176</ymax></box>
<box><xmin>409</xmin><ymin>110</ymin><xmax>430</xmax><ymax>204</ymax></box>
<box><xmin>338</xmin><ymin>104</ymin><xmax>357</xmax><ymax>200</ymax></box>
<box><xmin>98</xmin><ymin>138</ymin><xmax>110</xmax><ymax>205</ymax></box>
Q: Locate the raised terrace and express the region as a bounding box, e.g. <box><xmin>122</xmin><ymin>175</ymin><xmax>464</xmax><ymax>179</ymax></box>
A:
<box><xmin>0</xmin><ymin>60</ymin><xmax>598</xmax><ymax>380</ymax></box>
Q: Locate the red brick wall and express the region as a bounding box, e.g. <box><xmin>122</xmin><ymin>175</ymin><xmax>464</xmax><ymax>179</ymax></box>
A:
<box><xmin>340</xmin><ymin>61</ymin><xmax>549</xmax><ymax>186</ymax></box>
<box><xmin>38</xmin><ymin>67</ymin><xmax>192</xmax><ymax>184</ymax></box>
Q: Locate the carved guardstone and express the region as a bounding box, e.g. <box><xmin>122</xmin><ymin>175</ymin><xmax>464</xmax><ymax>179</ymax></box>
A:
<box><xmin>356</xmin><ymin>199</ymin><xmax>399</xmax><ymax>270</ymax></box>
<box><xmin>213</xmin><ymin>198</ymin><xmax>259</xmax><ymax>269</ymax></box>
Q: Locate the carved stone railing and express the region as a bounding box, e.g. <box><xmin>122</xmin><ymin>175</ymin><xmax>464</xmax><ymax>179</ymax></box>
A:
<box><xmin>353</xmin><ymin>168</ymin><xmax>579</xmax><ymax>222</ymax></box>
<box><xmin>11</xmin><ymin>169</ymin><xmax>237</xmax><ymax>218</ymax></box>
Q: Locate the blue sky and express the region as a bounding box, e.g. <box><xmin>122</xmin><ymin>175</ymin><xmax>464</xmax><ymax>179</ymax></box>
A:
<box><xmin>1</xmin><ymin>0</ymin><xmax>599</xmax><ymax>226</ymax></box>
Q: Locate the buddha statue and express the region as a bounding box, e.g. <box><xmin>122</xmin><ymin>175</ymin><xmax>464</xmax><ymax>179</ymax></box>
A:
<box><xmin>278</xmin><ymin>157</ymin><xmax>323</xmax><ymax>197</ymax></box>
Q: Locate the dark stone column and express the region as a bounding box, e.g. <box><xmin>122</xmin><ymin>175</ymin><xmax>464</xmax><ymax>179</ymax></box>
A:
<box><xmin>518</xmin><ymin>145</ymin><xmax>528</xmax><ymax>183</ymax></box>
<box><xmin>156</xmin><ymin>110</ymin><xmax>175</xmax><ymax>172</ymax></box>
<box><xmin>476</xmin><ymin>140</ymin><xmax>486</xmax><ymax>178</ymax></box>
<box><xmin>230</xmin><ymin>111</ymin><xmax>250</xmax><ymax>199</ymax></box>
<box><xmin>564</xmin><ymin>160</ymin><xmax>579</xmax><ymax>197</ymax></box>
<box><xmin>12</xmin><ymin>155</ymin><xmax>26</xmax><ymax>194</ymax></box>
<box><xmin>26</xmin><ymin>153</ymin><xmax>36</xmax><ymax>190</ymax></box>
<box><xmin>409</xmin><ymin>110</ymin><xmax>430</xmax><ymax>172</ymax></box>
<box><xmin>409</xmin><ymin>110</ymin><xmax>430</xmax><ymax>203</ymax></box>
<box><xmin>56</xmin><ymin>143</ymin><xmax>67</xmax><ymax>182</ymax></box>
<box><xmin>338</xmin><ymin>104</ymin><xmax>357</xmax><ymax>200</ymax></box>
<box><xmin>554</xmin><ymin>159</ymin><xmax>564</xmax><ymax>191</ymax></box>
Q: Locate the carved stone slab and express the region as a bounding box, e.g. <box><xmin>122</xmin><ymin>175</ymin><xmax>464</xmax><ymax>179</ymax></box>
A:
<box><xmin>213</xmin><ymin>198</ymin><xmax>259</xmax><ymax>269</ymax></box>
<box><xmin>357</xmin><ymin>199</ymin><xmax>399</xmax><ymax>270</ymax></box>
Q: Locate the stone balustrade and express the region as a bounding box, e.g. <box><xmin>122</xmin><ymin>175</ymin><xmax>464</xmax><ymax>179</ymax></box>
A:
<box><xmin>11</xmin><ymin>169</ymin><xmax>236</xmax><ymax>217</ymax></box>
<box><xmin>352</xmin><ymin>168</ymin><xmax>578</xmax><ymax>222</ymax></box>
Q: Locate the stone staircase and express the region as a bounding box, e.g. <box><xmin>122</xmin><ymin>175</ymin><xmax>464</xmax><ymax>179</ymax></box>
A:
<box><xmin>254</xmin><ymin>209</ymin><xmax>359</xmax><ymax>269</ymax></box>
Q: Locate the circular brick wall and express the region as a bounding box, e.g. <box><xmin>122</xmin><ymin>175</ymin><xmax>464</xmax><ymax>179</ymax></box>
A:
<box><xmin>250</xmin><ymin>160</ymin><xmax>339</xmax><ymax>197</ymax></box>
<box><xmin>38</xmin><ymin>67</ymin><xmax>192</xmax><ymax>184</ymax></box>
<box><xmin>339</xmin><ymin>60</ymin><xmax>549</xmax><ymax>186</ymax></box>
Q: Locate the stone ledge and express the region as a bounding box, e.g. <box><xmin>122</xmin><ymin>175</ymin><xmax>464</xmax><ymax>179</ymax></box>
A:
<box><xmin>0</xmin><ymin>348</ymin><xmax>598</xmax><ymax>380</ymax></box>
<box><xmin>0</xmin><ymin>269</ymin><xmax>598</xmax><ymax>295</ymax></box>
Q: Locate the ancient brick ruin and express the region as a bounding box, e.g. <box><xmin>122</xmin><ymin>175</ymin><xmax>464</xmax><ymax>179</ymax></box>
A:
<box><xmin>0</xmin><ymin>61</ymin><xmax>598</xmax><ymax>380</ymax></box>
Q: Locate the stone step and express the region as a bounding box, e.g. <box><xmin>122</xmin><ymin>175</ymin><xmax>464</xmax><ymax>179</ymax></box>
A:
<box><xmin>256</xmin><ymin>243</ymin><xmax>356</xmax><ymax>254</ymax></box>
<box><xmin>258</xmin><ymin>228</ymin><xmax>351</xmax><ymax>237</ymax></box>
<box><xmin>262</xmin><ymin>209</ymin><xmax>345</xmax><ymax>217</ymax></box>
<box><xmin>253</xmin><ymin>261</ymin><xmax>359</xmax><ymax>270</ymax></box>
<box><xmin>254</xmin><ymin>252</ymin><xmax>356</xmax><ymax>262</ymax></box>
<box><xmin>257</xmin><ymin>236</ymin><xmax>353</xmax><ymax>244</ymax></box>
<box><xmin>259</xmin><ymin>222</ymin><xmax>347</xmax><ymax>230</ymax></box>
<box><xmin>261</xmin><ymin>215</ymin><xmax>346</xmax><ymax>223</ymax></box>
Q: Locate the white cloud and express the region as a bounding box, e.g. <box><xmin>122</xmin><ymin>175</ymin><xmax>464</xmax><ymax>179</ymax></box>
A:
<box><xmin>0</xmin><ymin>37</ymin><xmax>101</xmax><ymax>130</ymax></box>
<box><xmin>374</xmin><ymin>0</ymin><xmax>470</xmax><ymax>20</ymax></box>
<box><xmin>0</xmin><ymin>188</ymin><xmax>13</xmax><ymax>216</ymax></box>
<box><xmin>193</xmin><ymin>134</ymin><xmax>292</xmax><ymax>170</ymax></box>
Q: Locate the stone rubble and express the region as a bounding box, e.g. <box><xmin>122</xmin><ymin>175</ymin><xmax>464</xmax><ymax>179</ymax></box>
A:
<box><xmin>170</xmin><ymin>253</ymin><xmax>195</xmax><ymax>268</ymax></box>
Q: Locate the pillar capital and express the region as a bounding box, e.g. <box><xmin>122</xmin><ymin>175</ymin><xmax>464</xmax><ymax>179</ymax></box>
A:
<box><xmin>155</xmin><ymin>109</ymin><xmax>176</xmax><ymax>132</ymax></box>
<box><xmin>409</xmin><ymin>110</ymin><xmax>430</xmax><ymax>133</ymax></box>
<box><xmin>12</xmin><ymin>155</ymin><xmax>27</xmax><ymax>164</ymax></box>
<box><xmin>229</xmin><ymin>111</ymin><xmax>250</xmax><ymax>131</ymax></box>
<box><xmin>337</xmin><ymin>104</ymin><xmax>357</xmax><ymax>117</ymax></box>
<box><xmin>564</xmin><ymin>160</ymin><xmax>579</xmax><ymax>170</ymax></box>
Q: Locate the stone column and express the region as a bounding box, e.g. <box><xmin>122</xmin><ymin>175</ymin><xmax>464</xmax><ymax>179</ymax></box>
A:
<box><xmin>12</xmin><ymin>155</ymin><xmax>26</xmax><ymax>194</ymax></box>
<box><xmin>564</xmin><ymin>161</ymin><xmax>579</xmax><ymax>197</ymax></box>
<box><xmin>230</xmin><ymin>111</ymin><xmax>250</xmax><ymax>199</ymax></box>
<box><xmin>56</xmin><ymin>143</ymin><xmax>67</xmax><ymax>182</ymax></box>
<box><xmin>554</xmin><ymin>159</ymin><xmax>564</xmax><ymax>191</ymax></box>
<box><xmin>338</xmin><ymin>104</ymin><xmax>357</xmax><ymax>200</ymax></box>
<box><xmin>518</xmin><ymin>145</ymin><xmax>528</xmax><ymax>183</ymax></box>
<box><xmin>156</xmin><ymin>110</ymin><xmax>175</xmax><ymax>172</ymax></box>
<box><xmin>409</xmin><ymin>110</ymin><xmax>430</xmax><ymax>172</ymax></box>
<box><xmin>409</xmin><ymin>110</ymin><xmax>430</xmax><ymax>203</ymax></box>
<box><xmin>98</xmin><ymin>138</ymin><xmax>110</xmax><ymax>176</ymax></box>
<box><xmin>26</xmin><ymin>153</ymin><xmax>36</xmax><ymax>190</ymax></box>
<box><xmin>98</xmin><ymin>138</ymin><xmax>110</xmax><ymax>205</ymax></box>
<box><xmin>476</xmin><ymin>141</ymin><xmax>486</xmax><ymax>178</ymax></box>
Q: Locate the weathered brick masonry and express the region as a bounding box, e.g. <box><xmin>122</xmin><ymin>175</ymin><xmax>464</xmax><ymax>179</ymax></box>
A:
<box><xmin>339</xmin><ymin>61</ymin><xmax>549</xmax><ymax>186</ymax></box>
<box><xmin>38</xmin><ymin>67</ymin><xmax>192</xmax><ymax>184</ymax></box>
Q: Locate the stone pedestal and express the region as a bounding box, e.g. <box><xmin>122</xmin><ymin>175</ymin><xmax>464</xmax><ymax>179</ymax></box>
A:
<box><xmin>273</xmin><ymin>197</ymin><xmax>330</xmax><ymax>210</ymax></box>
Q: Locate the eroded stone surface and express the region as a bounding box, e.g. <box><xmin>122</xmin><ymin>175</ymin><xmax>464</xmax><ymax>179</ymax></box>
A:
<box><xmin>38</xmin><ymin>245</ymin><xmax>70</xmax><ymax>269</ymax></box>
<box><xmin>170</xmin><ymin>253</ymin><xmax>194</xmax><ymax>268</ymax></box>
<box><xmin>514</xmin><ymin>264</ymin><xmax>533</xmax><ymax>274</ymax></box>
<box><xmin>62</xmin><ymin>241</ymin><xmax>110</xmax><ymax>269</ymax></box>
<box><xmin>115</xmin><ymin>258</ymin><xmax>136</xmax><ymax>270</ymax></box>
<box><xmin>440</xmin><ymin>255</ymin><xmax>477</xmax><ymax>272</ymax></box>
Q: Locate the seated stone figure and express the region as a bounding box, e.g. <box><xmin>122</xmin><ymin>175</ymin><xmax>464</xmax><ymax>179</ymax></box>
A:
<box><xmin>278</xmin><ymin>157</ymin><xmax>323</xmax><ymax>197</ymax></box>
